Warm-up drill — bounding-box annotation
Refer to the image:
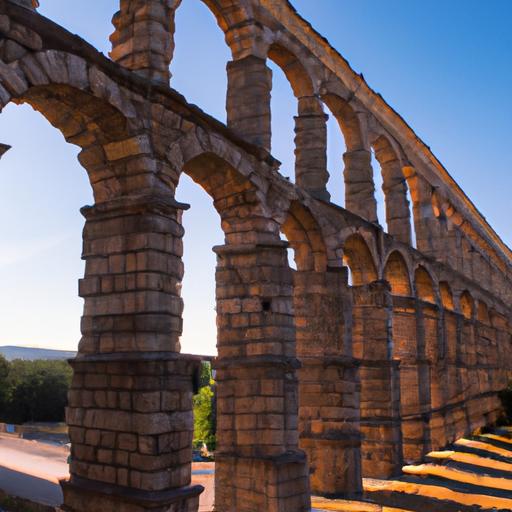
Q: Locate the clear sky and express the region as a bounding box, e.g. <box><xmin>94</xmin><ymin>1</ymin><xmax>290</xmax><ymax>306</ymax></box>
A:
<box><xmin>0</xmin><ymin>1</ymin><xmax>510</xmax><ymax>355</ymax></box>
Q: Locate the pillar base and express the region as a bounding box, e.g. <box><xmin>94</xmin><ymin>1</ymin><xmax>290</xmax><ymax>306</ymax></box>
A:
<box><xmin>298</xmin><ymin>355</ymin><xmax>362</xmax><ymax>497</ymax></box>
<box><xmin>64</xmin><ymin>352</ymin><xmax>203</xmax><ymax>511</ymax></box>
<box><xmin>214</xmin><ymin>451</ymin><xmax>310</xmax><ymax>512</ymax></box>
<box><xmin>300</xmin><ymin>435</ymin><xmax>362</xmax><ymax>499</ymax></box>
<box><xmin>61</xmin><ymin>477</ymin><xmax>203</xmax><ymax>512</ymax></box>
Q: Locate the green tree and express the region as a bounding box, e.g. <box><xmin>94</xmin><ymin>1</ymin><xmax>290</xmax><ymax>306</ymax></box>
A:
<box><xmin>0</xmin><ymin>354</ymin><xmax>12</xmax><ymax>414</ymax></box>
<box><xmin>1</xmin><ymin>359</ymin><xmax>72</xmax><ymax>424</ymax></box>
<box><xmin>198</xmin><ymin>361</ymin><xmax>212</xmax><ymax>389</ymax></box>
<box><xmin>193</xmin><ymin>362</ymin><xmax>216</xmax><ymax>450</ymax></box>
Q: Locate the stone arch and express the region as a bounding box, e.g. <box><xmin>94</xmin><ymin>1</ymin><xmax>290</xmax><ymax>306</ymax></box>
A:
<box><xmin>168</xmin><ymin>125</ymin><xmax>274</xmax><ymax>193</ymax></box>
<box><xmin>322</xmin><ymin>94</ymin><xmax>365</xmax><ymax>152</ymax></box>
<box><xmin>343</xmin><ymin>233</ymin><xmax>378</xmax><ymax>285</ymax></box>
<box><xmin>266</xmin><ymin>43</ymin><xmax>329</xmax><ymax>198</ymax></box>
<box><xmin>267</xmin><ymin>43</ymin><xmax>315</xmax><ymax>99</ymax></box>
<box><xmin>439</xmin><ymin>281</ymin><xmax>454</xmax><ymax>310</ymax></box>
<box><xmin>113</xmin><ymin>0</ymin><xmax>254</xmax><ymax>76</ymax></box>
<box><xmin>459</xmin><ymin>290</ymin><xmax>474</xmax><ymax>319</ymax></box>
<box><xmin>281</xmin><ymin>200</ymin><xmax>328</xmax><ymax>272</ymax></box>
<box><xmin>414</xmin><ymin>265</ymin><xmax>436</xmax><ymax>303</ymax></box>
<box><xmin>372</xmin><ymin>135</ymin><xmax>412</xmax><ymax>244</ymax></box>
<box><xmin>384</xmin><ymin>250</ymin><xmax>412</xmax><ymax>296</ymax></box>
<box><xmin>181</xmin><ymin>151</ymin><xmax>273</xmax><ymax>244</ymax></box>
<box><xmin>322</xmin><ymin>94</ymin><xmax>377</xmax><ymax>222</ymax></box>
<box><xmin>200</xmin><ymin>0</ymin><xmax>253</xmax><ymax>34</ymax></box>
<box><xmin>0</xmin><ymin>51</ymin><xmax>147</xmax><ymax>202</ymax></box>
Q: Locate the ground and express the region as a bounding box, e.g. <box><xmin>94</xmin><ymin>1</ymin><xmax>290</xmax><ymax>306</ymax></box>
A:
<box><xmin>0</xmin><ymin>435</ymin><xmax>214</xmax><ymax>511</ymax></box>
<box><xmin>2</xmin><ymin>429</ymin><xmax>512</xmax><ymax>511</ymax></box>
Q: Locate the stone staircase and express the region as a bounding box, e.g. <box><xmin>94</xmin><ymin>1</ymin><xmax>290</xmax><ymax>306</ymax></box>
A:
<box><xmin>364</xmin><ymin>427</ymin><xmax>512</xmax><ymax>511</ymax></box>
<box><xmin>313</xmin><ymin>427</ymin><xmax>512</xmax><ymax>512</ymax></box>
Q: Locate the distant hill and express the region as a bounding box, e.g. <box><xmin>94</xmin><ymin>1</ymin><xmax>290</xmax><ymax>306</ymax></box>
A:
<box><xmin>0</xmin><ymin>346</ymin><xmax>76</xmax><ymax>361</ymax></box>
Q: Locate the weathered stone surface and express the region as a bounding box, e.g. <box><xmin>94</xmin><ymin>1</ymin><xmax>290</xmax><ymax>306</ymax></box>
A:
<box><xmin>0</xmin><ymin>1</ymin><xmax>510</xmax><ymax>511</ymax></box>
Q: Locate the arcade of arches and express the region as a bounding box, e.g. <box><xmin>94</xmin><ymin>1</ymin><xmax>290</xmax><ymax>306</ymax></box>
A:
<box><xmin>0</xmin><ymin>1</ymin><xmax>511</xmax><ymax>511</ymax></box>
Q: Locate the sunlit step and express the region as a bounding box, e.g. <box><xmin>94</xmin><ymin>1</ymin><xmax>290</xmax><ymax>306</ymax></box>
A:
<box><xmin>364</xmin><ymin>478</ymin><xmax>512</xmax><ymax>511</ymax></box>
<box><xmin>478</xmin><ymin>432</ymin><xmax>512</xmax><ymax>446</ymax></box>
<box><xmin>454</xmin><ymin>438</ymin><xmax>512</xmax><ymax>459</ymax></box>
<box><xmin>311</xmin><ymin>498</ymin><xmax>411</xmax><ymax>512</ymax></box>
<box><xmin>427</xmin><ymin>450</ymin><xmax>512</xmax><ymax>473</ymax></box>
<box><xmin>402</xmin><ymin>463</ymin><xmax>512</xmax><ymax>491</ymax></box>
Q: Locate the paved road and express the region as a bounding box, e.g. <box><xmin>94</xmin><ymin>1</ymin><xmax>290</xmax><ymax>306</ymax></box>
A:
<box><xmin>0</xmin><ymin>435</ymin><xmax>214</xmax><ymax>510</ymax></box>
<box><xmin>0</xmin><ymin>435</ymin><xmax>67</xmax><ymax>506</ymax></box>
<box><xmin>0</xmin><ymin>466</ymin><xmax>63</xmax><ymax>507</ymax></box>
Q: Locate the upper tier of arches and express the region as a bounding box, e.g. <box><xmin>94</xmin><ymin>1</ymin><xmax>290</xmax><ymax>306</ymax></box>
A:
<box><xmin>1</xmin><ymin>0</ymin><xmax>511</xmax><ymax>313</ymax></box>
<box><xmin>105</xmin><ymin>0</ymin><xmax>512</xmax><ymax>301</ymax></box>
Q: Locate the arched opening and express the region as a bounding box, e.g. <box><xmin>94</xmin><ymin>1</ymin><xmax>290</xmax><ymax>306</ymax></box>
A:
<box><xmin>326</xmin><ymin>109</ymin><xmax>346</xmax><ymax>206</ymax></box>
<box><xmin>343</xmin><ymin>233</ymin><xmax>378</xmax><ymax>286</ymax></box>
<box><xmin>371</xmin><ymin>150</ymin><xmax>387</xmax><ymax>228</ymax></box>
<box><xmin>281</xmin><ymin>201</ymin><xmax>327</xmax><ymax>273</ymax></box>
<box><xmin>407</xmin><ymin>186</ymin><xmax>417</xmax><ymax>248</ymax></box>
<box><xmin>372</xmin><ymin>135</ymin><xmax>413</xmax><ymax>244</ymax></box>
<box><xmin>267</xmin><ymin>58</ymin><xmax>297</xmax><ymax>182</ymax></box>
<box><xmin>414</xmin><ymin>266</ymin><xmax>436</xmax><ymax>303</ymax></box>
<box><xmin>0</xmin><ymin>102</ymin><xmax>92</xmax><ymax>351</ymax></box>
<box><xmin>281</xmin><ymin>201</ymin><xmax>361</xmax><ymax>495</ymax></box>
<box><xmin>267</xmin><ymin>44</ymin><xmax>329</xmax><ymax>198</ymax></box>
<box><xmin>13</xmin><ymin>83</ymin><xmax>132</xmax><ymax>202</ymax></box>
<box><xmin>384</xmin><ymin>251</ymin><xmax>411</xmax><ymax>296</ymax></box>
<box><xmin>0</xmin><ymin>62</ymin><xmax>134</xmax><ymax>352</ymax></box>
<box><xmin>322</xmin><ymin>94</ymin><xmax>377</xmax><ymax>222</ymax></box>
<box><xmin>281</xmin><ymin>201</ymin><xmax>328</xmax><ymax>358</ymax></box>
<box><xmin>439</xmin><ymin>281</ymin><xmax>454</xmax><ymax>310</ymax></box>
<box><xmin>170</xmin><ymin>0</ymin><xmax>231</xmax><ymax>122</ymax></box>
<box><xmin>178</xmin><ymin>152</ymin><xmax>267</xmax><ymax>508</ymax></box>
<box><xmin>460</xmin><ymin>291</ymin><xmax>474</xmax><ymax>320</ymax></box>
<box><xmin>477</xmin><ymin>300</ymin><xmax>490</xmax><ymax>324</ymax></box>
<box><xmin>175</xmin><ymin>173</ymin><xmax>221</xmax><ymax>356</ymax></box>
<box><xmin>179</xmin><ymin>152</ymin><xmax>309</xmax><ymax>508</ymax></box>
<box><xmin>0</xmin><ymin>61</ymin><xmax>134</xmax><ymax>442</ymax></box>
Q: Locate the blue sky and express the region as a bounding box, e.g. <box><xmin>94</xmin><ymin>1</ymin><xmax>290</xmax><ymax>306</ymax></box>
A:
<box><xmin>0</xmin><ymin>1</ymin><xmax>510</xmax><ymax>354</ymax></box>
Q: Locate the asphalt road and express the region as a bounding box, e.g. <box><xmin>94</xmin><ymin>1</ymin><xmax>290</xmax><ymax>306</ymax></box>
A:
<box><xmin>0</xmin><ymin>466</ymin><xmax>63</xmax><ymax>507</ymax></box>
<box><xmin>0</xmin><ymin>435</ymin><xmax>67</xmax><ymax>506</ymax></box>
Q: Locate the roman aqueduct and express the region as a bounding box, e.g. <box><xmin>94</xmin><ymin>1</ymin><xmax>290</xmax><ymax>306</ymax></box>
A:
<box><xmin>0</xmin><ymin>0</ymin><xmax>511</xmax><ymax>510</ymax></box>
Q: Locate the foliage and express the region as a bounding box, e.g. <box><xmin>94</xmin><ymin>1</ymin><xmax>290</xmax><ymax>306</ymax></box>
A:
<box><xmin>0</xmin><ymin>355</ymin><xmax>10</xmax><ymax>412</ymax></box>
<box><xmin>193</xmin><ymin>361</ymin><xmax>216</xmax><ymax>450</ymax></box>
<box><xmin>0</xmin><ymin>356</ymin><xmax>72</xmax><ymax>424</ymax></box>
<box><xmin>198</xmin><ymin>361</ymin><xmax>213</xmax><ymax>389</ymax></box>
<box><xmin>498</xmin><ymin>382</ymin><xmax>512</xmax><ymax>424</ymax></box>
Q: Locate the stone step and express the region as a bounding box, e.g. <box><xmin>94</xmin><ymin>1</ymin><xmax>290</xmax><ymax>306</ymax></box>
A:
<box><xmin>425</xmin><ymin>452</ymin><xmax>512</xmax><ymax>480</ymax></box>
<box><xmin>450</xmin><ymin>440</ymin><xmax>512</xmax><ymax>464</ymax></box>
<box><xmin>402</xmin><ymin>462</ymin><xmax>512</xmax><ymax>491</ymax></box>
<box><xmin>472</xmin><ymin>434</ymin><xmax>512</xmax><ymax>452</ymax></box>
<box><xmin>479</xmin><ymin>432</ymin><xmax>512</xmax><ymax>446</ymax></box>
<box><xmin>426</xmin><ymin>449</ymin><xmax>512</xmax><ymax>473</ymax></box>
<box><xmin>311</xmin><ymin>497</ymin><xmax>412</xmax><ymax>511</ymax></box>
<box><xmin>454</xmin><ymin>437</ymin><xmax>512</xmax><ymax>460</ymax></box>
<box><xmin>364</xmin><ymin>475</ymin><xmax>512</xmax><ymax>512</ymax></box>
<box><xmin>320</xmin><ymin>429</ymin><xmax>512</xmax><ymax>512</ymax></box>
